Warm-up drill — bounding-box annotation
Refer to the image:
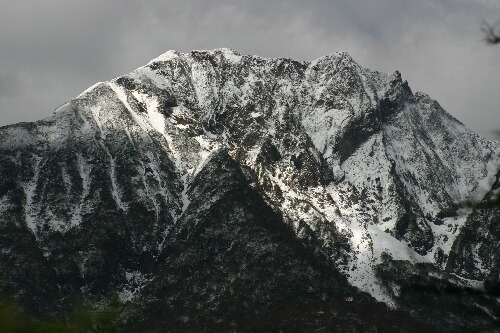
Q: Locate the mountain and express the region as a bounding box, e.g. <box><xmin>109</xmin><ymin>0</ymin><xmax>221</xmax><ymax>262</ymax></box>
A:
<box><xmin>0</xmin><ymin>48</ymin><xmax>499</xmax><ymax>332</ymax></box>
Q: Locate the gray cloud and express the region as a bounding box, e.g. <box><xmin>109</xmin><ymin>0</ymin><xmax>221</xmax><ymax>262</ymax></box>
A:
<box><xmin>0</xmin><ymin>0</ymin><xmax>498</xmax><ymax>139</ymax></box>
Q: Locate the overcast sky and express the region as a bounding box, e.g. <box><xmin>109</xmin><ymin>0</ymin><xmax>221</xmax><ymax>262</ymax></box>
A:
<box><xmin>0</xmin><ymin>0</ymin><xmax>499</xmax><ymax>139</ymax></box>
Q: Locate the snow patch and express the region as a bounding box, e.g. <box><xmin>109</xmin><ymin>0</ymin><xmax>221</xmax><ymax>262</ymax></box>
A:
<box><xmin>118</xmin><ymin>270</ymin><xmax>152</xmax><ymax>303</ymax></box>
<box><xmin>108</xmin><ymin>82</ymin><xmax>151</xmax><ymax>132</ymax></box>
<box><xmin>22</xmin><ymin>156</ymin><xmax>42</xmax><ymax>236</ymax></box>
<box><xmin>131</xmin><ymin>91</ymin><xmax>165</xmax><ymax>135</ymax></box>
<box><xmin>104</xmin><ymin>145</ymin><xmax>126</xmax><ymax>211</ymax></box>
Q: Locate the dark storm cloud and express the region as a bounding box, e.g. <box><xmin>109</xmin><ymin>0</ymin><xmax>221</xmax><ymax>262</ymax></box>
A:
<box><xmin>0</xmin><ymin>0</ymin><xmax>499</xmax><ymax>138</ymax></box>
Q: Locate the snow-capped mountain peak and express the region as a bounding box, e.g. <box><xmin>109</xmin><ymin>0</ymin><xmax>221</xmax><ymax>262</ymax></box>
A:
<box><xmin>0</xmin><ymin>49</ymin><xmax>498</xmax><ymax>332</ymax></box>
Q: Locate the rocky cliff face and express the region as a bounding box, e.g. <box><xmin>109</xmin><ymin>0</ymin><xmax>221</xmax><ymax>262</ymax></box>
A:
<box><xmin>0</xmin><ymin>48</ymin><xmax>499</xmax><ymax>332</ymax></box>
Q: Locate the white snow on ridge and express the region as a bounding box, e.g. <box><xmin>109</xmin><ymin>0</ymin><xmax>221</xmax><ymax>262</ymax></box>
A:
<box><xmin>77</xmin><ymin>82</ymin><xmax>105</xmax><ymax>98</ymax></box>
<box><xmin>147</xmin><ymin>50</ymin><xmax>179</xmax><ymax>65</ymax></box>
<box><xmin>218</xmin><ymin>48</ymin><xmax>242</xmax><ymax>63</ymax></box>
<box><xmin>130</xmin><ymin>66</ymin><xmax>171</xmax><ymax>89</ymax></box>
